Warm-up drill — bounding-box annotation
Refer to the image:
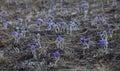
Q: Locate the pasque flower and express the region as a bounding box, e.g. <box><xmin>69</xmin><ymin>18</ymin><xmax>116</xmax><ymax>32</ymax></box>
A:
<box><xmin>53</xmin><ymin>50</ymin><xmax>60</xmax><ymax>66</ymax></box>
<box><xmin>80</xmin><ymin>2</ymin><xmax>89</xmax><ymax>8</ymax></box>
<box><xmin>69</xmin><ymin>21</ymin><xmax>78</xmax><ymax>35</ymax></box>
<box><xmin>97</xmin><ymin>30</ymin><xmax>110</xmax><ymax>54</ymax></box>
<box><xmin>70</xmin><ymin>21</ymin><xmax>76</xmax><ymax>26</ymax></box>
<box><xmin>47</xmin><ymin>23</ymin><xmax>55</xmax><ymax>30</ymax></box>
<box><xmin>12</xmin><ymin>32</ymin><xmax>22</xmax><ymax>38</ymax></box>
<box><xmin>25</xmin><ymin>18</ymin><xmax>31</xmax><ymax>22</ymax></box>
<box><xmin>57</xmin><ymin>22</ymin><xmax>67</xmax><ymax>32</ymax></box>
<box><xmin>108</xmin><ymin>28</ymin><xmax>114</xmax><ymax>38</ymax></box>
<box><xmin>36</xmin><ymin>33</ymin><xmax>40</xmax><ymax>40</ymax></box>
<box><xmin>2</xmin><ymin>19</ymin><xmax>9</xmax><ymax>29</ymax></box>
<box><xmin>80</xmin><ymin>38</ymin><xmax>90</xmax><ymax>43</ymax></box>
<box><xmin>80</xmin><ymin>37</ymin><xmax>90</xmax><ymax>55</ymax></box>
<box><xmin>48</xmin><ymin>18</ymin><xmax>52</xmax><ymax>22</ymax></box>
<box><xmin>99</xmin><ymin>39</ymin><xmax>106</xmax><ymax>45</ymax></box>
<box><xmin>80</xmin><ymin>37</ymin><xmax>90</xmax><ymax>49</ymax></box>
<box><xmin>53</xmin><ymin>50</ymin><xmax>60</xmax><ymax>57</ymax></box>
<box><xmin>56</xmin><ymin>36</ymin><xmax>64</xmax><ymax>43</ymax></box>
<box><xmin>12</xmin><ymin>32</ymin><xmax>18</xmax><ymax>36</ymax></box>
<box><xmin>30</xmin><ymin>44</ymin><xmax>37</xmax><ymax>59</ymax></box>
<box><xmin>36</xmin><ymin>18</ymin><xmax>43</xmax><ymax>26</ymax></box>
<box><xmin>59</xmin><ymin>22</ymin><xmax>66</xmax><ymax>26</ymax></box>
<box><xmin>80</xmin><ymin>38</ymin><xmax>85</xmax><ymax>42</ymax></box>
<box><xmin>84</xmin><ymin>38</ymin><xmax>90</xmax><ymax>43</ymax></box>
<box><xmin>12</xmin><ymin>31</ymin><xmax>22</xmax><ymax>43</ymax></box>
<box><xmin>96</xmin><ymin>20</ymin><xmax>101</xmax><ymax>24</ymax></box>
<box><xmin>36</xmin><ymin>41</ymin><xmax>41</xmax><ymax>48</ymax></box>
<box><xmin>104</xmin><ymin>14</ymin><xmax>109</xmax><ymax>20</ymax></box>
<box><xmin>55</xmin><ymin>36</ymin><xmax>64</xmax><ymax>49</ymax></box>
<box><xmin>31</xmin><ymin>45</ymin><xmax>35</xmax><ymax>51</ymax></box>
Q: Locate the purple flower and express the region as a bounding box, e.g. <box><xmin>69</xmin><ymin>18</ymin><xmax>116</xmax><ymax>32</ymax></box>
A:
<box><xmin>56</xmin><ymin>36</ymin><xmax>64</xmax><ymax>43</ymax></box>
<box><xmin>36</xmin><ymin>18</ymin><xmax>42</xmax><ymax>26</ymax></box>
<box><xmin>109</xmin><ymin>24</ymin><xmax>114</xmax><ymax>28</ymax></box>
<box><xmin>0</xmin><ymin>15</ymin><xmax>5</xmax><ymax>18</ymax></box>
<box><xmin>80</xmin><ymin>38</ymin><xmax>90</xmax><ymax>43</ymax></box>
<box><xmin>97</xmin><ymin>32</ymin><xmax>101</xmax><ymax>35</ymax></box>
<box><xmin>12</xmin><ymin>32</ymin><xmax>18</xmax><ymax>36</ymax></box>
<box><xmin>104</xmin><ymin>14</ymin><xmax>109</xmax><ymax>20</ymax></box>
<box><xmin>47</xmin><ymin>18</ymin><xmax>52</xmax><ymax>22</ymax></box>
<box><xmin>80</xmin><ymin>2</ymin><xmax>89</xmax><ymax>8</ymax></box>
<box><xmin>53</xmin><ymin>50</ymin><xmax>60</xmax><ymax>57</ymax></box>
<box><xmin>15</xmin><ymin>18</ymin><xmax>19</xmax><ymax>21</ymax></box>
<box><xmin>48</xmin><ymin>23</ymin><xmax>54</xmax><ymax>30</ymax></box>
<box><xmin>27</xmin><ymin>44</ymin><xmax>31</xmax><ymax>48</ymax></box>
<box><xmin>96</xmin><ymin>20</ymin><xmax>101</xmax><ymax>24</ymax></box>
<box><xmin>1</xmin><ymin>11</ymin><xmax>6</xmax><ymax>14</ymax></box>
<box><xmin>12</xmin><ymin>32</ymin><xmax>19</xmax><ymax>37</ymax></box>
<box><xmin>102</xmin><ymin>30</ymin><xmax>107</xmax><ymax>35</ymax></box>
<box><xmin>50</xmin><ymin>23</ymin><xmax>54</xmax><ymax>27</ymax></box>
<box><xmin>43</xmin><ymin>18</ymin><xmax>47</xmax><ymax>22</ymax></box>
<box><xmin>99</xmin><ymin>39</ymin><xmax>106</xmax><ymax>45</ymax></box>
<box><xmin>37</xmin><ymin>33</ymin><xmax>40</xmax><ymax>37</ymax></box>
<box><xmin>3</xmin><ymin>20</ymin><xmax>9</xmax><ymax>26</ymax></box>
<box><xmin>104</xmin><ymin>14</ymin><xmax>109</xmax><ymax>18</ymax></box>
<box><xmin>60</xmin><ymin>22</ymin><xmax>66</xmax><ymax>25</ymax></box>
<box><xmin>97</xmin><ymin>14</ymin><xmax>101</xmax><ymax>18</ymax></box>
<box><xmin>17</xmin><ymin>33</ymin><xmax>22</xmax><ymax>37</ymax></box>
<box><xmin>84</xmin><ymin>10</ymin><xmax>88</xmax><ymax>15</ymax></box>
<box><xmin>84</xmin><ymin>38</ymin><xmax>90</xmax><ymax>43</ymax></box>
<box><xmin>36</xmin><ymin>41</ymin><xmax>41</xmax><ymax>47</ymax></box>
<box><xmin>50</xmin><ymin>12</ymin><xmax>55</xmax><ymax>16</ymax></box>
<box><xmin>25</xmin><ymin>18</ymin><xmax>31</xmax><ymax>22</ymax></box>
<box><xmin>12</xmin><ymin>32</ymin><xmax>22</xmax><ymax>38</ymax></box>
<box><xmin>57</xmin><ymin>36</ymin><xmax>61</xmax><ymax>41</ymax></box>
<box><xmin>21</xmin><ymin>27</ymin><xmax>27</xmax><ymax>31</ymax></box>
<box><xmin>1</xmin><ymin>11</ymin><xmax>7</xmax><ymax>17</ymax></box>
<box><xmin>63</xmin><ymin>8</ymin><xmax>68</xmax><ymax>13</ymax></box>
<box><xmin>83</xmin><ymin>44</ymin><xmax>88</xmax><ymax>49</ymax></box>
<box><xmin>109</xmin><ymin>28</ymin><xmax>113</xmax><ymax>32</ymax></box>
<box><xmin>80</xmin><ymin>38</ymin><xmax>84</xmax><ymax>42</ymax></box>
<box><xmin>70</xmin><ymin>21</ymin><xmax>76</xmax><ymax>26</ymax></box>
<box><xmin>31</xmin><ymin>45</ymin><xmax>35</xmax><ymax>50</ymax></box>
<box><xmin>55</xmin><ymin>23</ymin><xmax>59</xmax><ymax>27</ymax></box>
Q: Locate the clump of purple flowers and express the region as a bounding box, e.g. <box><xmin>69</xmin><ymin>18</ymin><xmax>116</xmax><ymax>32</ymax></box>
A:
<box><xmin>36</xmin><ymin>18</ymin><xmax>43</xmax><ymax>31</ymax></box>
<box><xmin>47</xmin><ymin>22</ymin><xmax>55</xmax><ymax>31</ymax></box>
<box><xmin>80</xmin><ymin>37</ymin><xmax>90</xmax><ymax>55</ymax></box>
<box><xmin>80</xmin><ymin>2</ymin><xmax>89</xmax><ymax>9</ymax></box>
<box><xmin>12</xmin><ymin>31</ymin><xmax>22</xmax><ymax>43</ymax></box>
<box><xmin>69</xmin><ymin>21</ymin><xmax>77</xmax><ymax>35</ymax></box>
<box><xmin>47</xmin><ymin>22</ymin><xmax>60</xmax><ymax>33</ymax></box>
<box><xmin>54</xmin><ymin>50</ymin><xmax>60</xmax><ymax>58</ymax></box>
<box><xmin>55</xmin><ymin>36</ymin><xmax>64</xmax><ymax>49</ymax></box>
<box><xmin>28</xmin><ymin>44</ymin><xmax>37</xmax><ymax>59</ymax></box>
<box><xmin>53</xmin><ymin>50</ymin><xmax>60</xmax><ymax>66</ymax></box>
<box><xmin>36</xmin><ymin>41</ymin><xmax>41</xmax><ymax>48</ymax></box>
<box><xmin>108</xmin><ymin>28</ymin><xmax>114</xmax><ymax>38</ymax></box>
<box><xmin>84</xmin><ymin>9</ymin><xmax>88</xmax><ymax>19</ymax></box>
<box><xmin>58</xmin><ymin>22</ymin><xmax>67</xmax><ymax>32</ymax></box>
<box><xmin>97</xmin><ymin>30</ymin><xmax>109</xmax><ymax>54</ymax></box>
<box><xmin>2</xmin><ymin>19</ymin><xmax>10</xmax><ymax>29</ymax></box>
<box><xmin>80</xmin><ymin>37</ymin><xmax>90</xmax><ymax>49</ymax></box>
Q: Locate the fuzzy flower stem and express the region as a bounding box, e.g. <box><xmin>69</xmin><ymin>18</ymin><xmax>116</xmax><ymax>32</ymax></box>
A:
<box><xmin>31</xmin><ymin>45</ymin><xmax>37</xmax><ymax>59</ymax></box>
<box><xmin>54</xmin><ymin>57</ymin><xmax>60</xmax><ymax>66</ymax></box>
<box><xmin>14</xmin><ymin>47</ymin><xmax>20</xmax><ymax>53</ymax></box>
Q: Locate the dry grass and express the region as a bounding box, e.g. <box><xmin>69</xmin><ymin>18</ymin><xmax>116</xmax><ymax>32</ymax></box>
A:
<box><xmin>0</xmin><ymin>55</ymin><xmax>8</xmax><ymax>64</ymax></box>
